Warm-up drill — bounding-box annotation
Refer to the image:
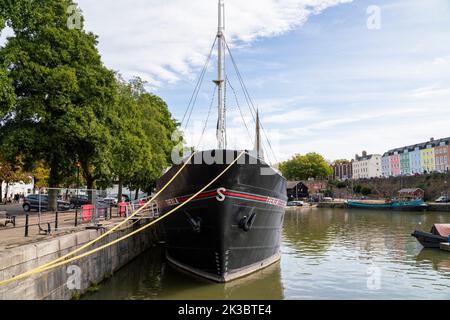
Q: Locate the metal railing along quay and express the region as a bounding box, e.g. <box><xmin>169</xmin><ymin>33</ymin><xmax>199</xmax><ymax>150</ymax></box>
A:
<box><xmin>0</xmin><ymin>188</ymin><xmax>159</xmax><ymax>240</ymax></box>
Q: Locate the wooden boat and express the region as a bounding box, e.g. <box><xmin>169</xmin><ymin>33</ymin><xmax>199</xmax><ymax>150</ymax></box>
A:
<box><xmin>346</xmin><ymin>199</ymin><xmax>428</xmax><ymax>211</ymax></box>
<box><xmin>412</xmin><ymin>224</ymin><xmax>450</xmax><ymax>248</ymax></box>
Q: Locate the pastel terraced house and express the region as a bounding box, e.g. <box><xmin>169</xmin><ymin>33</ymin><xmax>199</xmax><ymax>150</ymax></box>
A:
<box><xmin>409</xmin><ymin>147</ymin><xmax>422</xmax><ymax>174</ymax></box>
<box><xmin>399</xmin><ymin>150</ymin><xmax>410</xmax><ymax>175</ymax></box>
<box><xmin>389</xmin><ymin>152</ymin><xmax>401</xmax><ymax>176</ymax></box>
<box><xmin>381</xmin><ymin>154</ymin><xmax>391</xmax><ymax>177</ymax></box>
<box><xmin>377</xmin><ymin>137</ymin><xmax>450</xmax><ymax>178</ymax></box>
<box><xmin>421</xmin><ymin>144</ymin><xmax>435</xmax><ymax>173</ymax></box>
<box><xmin>435</xmin><ymin>140</ymin><xmax>449</xmax><ymax>172</ymax></box>
<box><xmin>353</xmin><ymin>137</ymin><xmax>450</xmax><ymax>179</ymax></box>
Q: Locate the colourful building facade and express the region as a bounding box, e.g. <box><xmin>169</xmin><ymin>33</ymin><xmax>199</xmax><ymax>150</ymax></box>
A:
<box><xmin>435</xmin><ymin>141</ymin><xmax>449</xmax><ymax>172</ymax></box>
<box><xmin>348</xmin><ymin>137</ymin><xmax>450</xmax><ymax>179</ymax></box>
<box><xmin>399</xmin><ymin>150</ymin><xmax>410</xmax><ymax>175</ymax></box>
<box><xmin>421</xmin><ymin>146</ymin><xmax>435</xmax><ymax>173</ymax></box>
<box><xmin>409</xmin><ymin>147</ymin><xmax>422</xmax><ymax>174</ymax></box>
<box><xmin>389</xmin><ymin>153</ymin><xmax>400</xmax><ymax>176</ymax></box>
<box><xmin>381</xmin><ymin>154</ymin><xmax>390</xmax><ymax>177</ymax></box>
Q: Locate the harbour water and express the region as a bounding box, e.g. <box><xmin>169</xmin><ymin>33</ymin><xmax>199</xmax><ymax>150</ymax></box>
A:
<box><xmin>83</xmin><ymin>208</ymin><xmax>450</xmax><ymax>300</ymax></box>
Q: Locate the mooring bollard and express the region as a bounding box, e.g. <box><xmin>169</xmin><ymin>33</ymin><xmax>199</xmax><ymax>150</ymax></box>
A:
<box><xmin>25</xmin><ymin>213</ymin><xmax>29</xmax><ymax>237</ymax></box>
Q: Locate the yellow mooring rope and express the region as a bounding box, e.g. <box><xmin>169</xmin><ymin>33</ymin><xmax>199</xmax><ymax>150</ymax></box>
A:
<box><xmin>0</xmin><ymin>150</ymin><xmax>245</xmax><ymax>286</ymax></box>
<box><xmin>0</xmin><ymin>152</ymin><xmax>196</xmax><ymax>286</ymax></box>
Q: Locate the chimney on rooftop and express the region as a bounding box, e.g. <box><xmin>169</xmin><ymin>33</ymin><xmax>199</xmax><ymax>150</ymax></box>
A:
<box><xmin>362</xmin><ymin>151</ymin><xmax>367</xmax><ymax>157</ymax></box>
<box><xmin>430</xmin><ymin>137</ymin><xmax>434</xmax><ymax>142</ymax></box>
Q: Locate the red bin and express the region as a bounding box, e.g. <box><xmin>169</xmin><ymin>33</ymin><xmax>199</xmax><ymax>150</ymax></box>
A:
<box><xmin>118</xmin><ymin>202</ymin><xmax>127</xmax><ymax>217</ymax></box>
<box><xmin>82</xmin><ymin>204</ymin><xmax>94</xmax><ymax>222</ymax></box>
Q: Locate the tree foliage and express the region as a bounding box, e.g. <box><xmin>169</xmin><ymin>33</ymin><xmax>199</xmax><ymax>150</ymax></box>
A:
<box><xmin>0</xmin><ymin>0</ymin><xmax>181</xmax><ymax>204</ymax></box>
<box><xmin>361</xmin><ymin>187</ymin><xmax>372</xmax><ymax>196</ymax></box>
<box><xmin>0</xmin><ymin>0</ymin><xmax>116</xmax><ymax>206</ymax></box>
<box><xmin>0</xmin><ymin>3</ymin><xmax>15</xmax><ymax>114</ymax></box>
<box><xmin>279</xmin><ymin>153</ymin><xmax>333</xmax><ymax>181</ymax></box>
<box><xmin>333</xmin><ymin>159</ymin><xmax>351</xmax><ymax>165</ymax></box>
<box><xmin>31</xmin><ymin>161</ymin><xmax>50</xmax><ymax>188</ymax></box>
<box><xmin>0</xmin><ymin>155</ymin><xmax>31</xmax><ymax>184</ymax></box>
<box><xmin>111</xmin><ymin>77</ymin><xmax>178</xmax><ymax>199</ymax></box>
<box><xmin>0</xmin><ymin>154</ymin><xmax>31</xmax><ymax>201</ymax></box>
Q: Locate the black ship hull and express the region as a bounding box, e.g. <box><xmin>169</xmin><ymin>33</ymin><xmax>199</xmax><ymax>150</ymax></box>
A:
<box><xmin>411</xmin><ymin>231</ymin><xmax>447</xmax><ymax>248</ymax></box>
<box><xmin>156</xmin><ymin>150</ymin><xmax>287</xmax><ymax>282</ymax></box>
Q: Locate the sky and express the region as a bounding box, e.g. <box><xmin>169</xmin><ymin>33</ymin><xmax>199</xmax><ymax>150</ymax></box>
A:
<box><xmin>1</xmin><ymin>0</ymin><xmax>450</xmax><ymax>164</ymax></box>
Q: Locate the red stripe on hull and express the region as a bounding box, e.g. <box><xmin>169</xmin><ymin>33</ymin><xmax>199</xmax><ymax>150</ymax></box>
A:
<box><xmin>163</xmin><ymin>189</ymin><xmax>286</xmax><ymax>208</ymax></box>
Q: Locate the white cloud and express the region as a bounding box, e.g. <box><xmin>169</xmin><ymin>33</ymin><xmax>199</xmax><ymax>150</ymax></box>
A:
<box><xmin>263</xmin><ymin>108</ymin><xmax>318</xmax><ymax>124</ymax></box>
<box><xmin>409</xmin><ymin>84</ymin><xmax>450</xmax><ymax>98</ymax></box>
<box><xmin>3</xmin><ymin>0</ymin><xmax>449</xmax><ymax>165</ymax></box>
<box><xmin>75</xmin><ymin>0</ymin><xmax>353</xmax><ymax>85</ymax></box>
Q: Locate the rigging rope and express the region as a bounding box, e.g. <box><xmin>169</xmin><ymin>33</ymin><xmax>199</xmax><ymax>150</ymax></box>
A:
<box><xmin>196</xmin><ymin>85</ymin><xmax>217</xmax><ymax>150</ymax></box>
<box><xmin>223</xmin><ymin>37</ymin><xmax>279</xmax><ymax>164</ymax></box>
<box><xmin>227</xmin><ymin>76</ymin><xmax>270</xmax><ymax>159</ymax></box>
<box><xmin>0</xmin><ymin>150</ymin><xmax>246</xmax><ymax>287</ymax></box>
<box><xmin>182</xmin><ymin>37</ymin><xmax>218</xmax><ymax>130</ymax></box>
<box><xmin>226</xmin><ymin>76</ymin><xmax>254</xmax><ymax>146</ymax></box>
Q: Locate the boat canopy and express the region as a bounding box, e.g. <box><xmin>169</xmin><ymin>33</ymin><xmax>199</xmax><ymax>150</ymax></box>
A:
<box><xmin>431</xmin><ymin>224</ymin><xmax>450</xmax><ymax>237</ymax></box>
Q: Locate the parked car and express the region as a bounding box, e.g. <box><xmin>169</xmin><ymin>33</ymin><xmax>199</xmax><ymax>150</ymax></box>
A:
<box><xmin>69</xmin><ymin>195</ymin><xmax>90</xmax><ymax>209</ymax></box>
<box><xmin>23</xmin><ymin>195</ymin><xmax>71</xmax><ymax>212</ymax></box>
<box><xmin>287</xmin><ymin>201</ymin><xmax>304</xmax><ymax>207</ymax></box>
<box><xmin>109</xmin><ymin>194</ymin><xmax>131</xmax><ymax>203</ymax></box>
<box><xmin>435</xmin><ymin>196</ymin><xmax>450</xmax><ymax>203</ymax></box>
<box><xmin>101</xmin><ymin>196</ymin><xmax>119</xmax><ymax>207</ymax></box>
<box><xmin>322</xmin><ymin>197</ymin><xmax>333</xmax><ymax>202</ymax></box>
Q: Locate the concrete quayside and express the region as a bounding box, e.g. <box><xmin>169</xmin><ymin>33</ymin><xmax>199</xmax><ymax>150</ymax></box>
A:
<box><xmin>0</xmin><ymin>215</ymin><xmax>160</xmax><ymax>300</ymax></box>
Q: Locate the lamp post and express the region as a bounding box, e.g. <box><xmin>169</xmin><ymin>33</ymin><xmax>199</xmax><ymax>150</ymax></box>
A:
<box><xmin>75</xmin><ymin>162</ymin><xmax>81</xmax><ymax>226</ymax></box>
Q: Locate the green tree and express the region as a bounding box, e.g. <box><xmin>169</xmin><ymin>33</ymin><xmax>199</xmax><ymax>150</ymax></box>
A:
<box><xmin>0</xmin><ymin>155</ymin><xmax>31</xmax><ymax>203</ymax></box>
<box><xmin>336</xmin><ymin>181</ymin><xmax>347</xmax><ymax>189</ymax></box>
<box><xmin>0</xmin><ymin>0</ymin><xmax>116</xmax><ymax>207</ymax></box>
<box><xmin>333</xmin><ymin>159</ymin><xmax>351</xmax><ymax>165</ymax></box>
<box><xmin>353</xmin><ymin>185</ymin><xmax>362</xmax><ymax>194</ymax></box>
<box><xmin>111</xmin><ymin>77</ymin><xmax>178</xmax><ymax>201</ymax></box>
<box><xmin>279</xmin><ymin>153</ymin><xmax>333</xmax><ymax>181</ymax></box>
<box><xmin>0</xmin><ymin>5</ymin><xmax>15</xmax><ymax>114</ymax></box>
<box><xmin>109</xmin><ymin>77</ymin><xmax>153</xmax><ymax>202</ymax></box>
<box><xmin>0</xmin><ymin>70</ymin><xmax>15</xmax><ymax>113</ymax></box>
<box><xmin>31</xmin><ymin>161</ymin><xmax>50</xmax><ymax>190</ymax></box>
<box><xmin>361</xmin><ymin>187</ymin><xmax>372</xmax><ymax>196</ymax></box>
<box><xmin>129</xmin><ymin>89</ymin><xmax>178</xmax><ymax>195</ymax></box>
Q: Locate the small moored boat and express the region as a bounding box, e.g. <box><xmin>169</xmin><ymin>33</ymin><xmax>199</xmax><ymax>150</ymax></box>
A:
<box><xmin>346</xmin><ymin>199</ymin><xmax>428</xmax><ymax>211</ymax></box>
<box><xmin>412</xmin><ymin>224</ymin><xmax>450</xmax><ymax>248</ymax></box>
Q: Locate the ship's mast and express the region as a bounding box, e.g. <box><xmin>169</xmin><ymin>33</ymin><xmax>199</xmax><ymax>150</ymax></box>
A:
<box><xmin>255</xmin><ymin>109</ymin><xmax>264</xmax><ymax>160</ymax></box>
<box><xmin>215</xmin><ymin>0</ymin><xmax>226</xmax><ymax>149</ymax></box>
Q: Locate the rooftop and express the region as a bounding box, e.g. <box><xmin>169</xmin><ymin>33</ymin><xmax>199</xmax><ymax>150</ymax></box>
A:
<box><xmin>384</xmin><ymin>136</ymin><xmax>450</xmax><ymax>156</ymax></box>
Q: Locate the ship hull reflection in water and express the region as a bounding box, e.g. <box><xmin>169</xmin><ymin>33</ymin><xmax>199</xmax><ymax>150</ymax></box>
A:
<box><xmin>84</xmin><ymin>208</ymin><xmax>450</xmax><ymax>300</ymax></box>
<box><xmin>82</xmin><ymin>245</ymin><xmax>283</xmax><ymax>300</ymax></box>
